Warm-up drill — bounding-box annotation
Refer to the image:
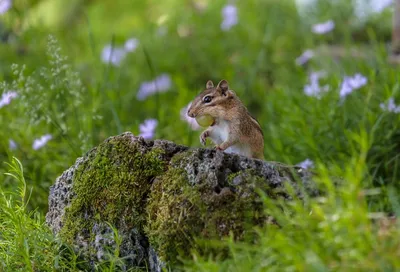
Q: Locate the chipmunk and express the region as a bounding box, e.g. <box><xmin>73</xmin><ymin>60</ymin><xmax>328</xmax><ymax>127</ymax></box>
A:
<box><xmin>187</xmin><ymin>79</ymin><xmax>265</xmax><ymax>160</ymax></box>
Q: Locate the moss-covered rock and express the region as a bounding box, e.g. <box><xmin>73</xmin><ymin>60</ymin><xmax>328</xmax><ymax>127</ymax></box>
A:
<box><xmin>46</xmin><ymin>132</ymin><xmax>315</xmax><ymax>271</ymax></box>
<box><xmin>60</xmin><ymin>134</ymin><xmax>164</xmax><ymax>239</ymax></box>
<box><xmin>145</xmin><ymin>168</ymin><xmax>269</xmax><ymax>264</ymax></box>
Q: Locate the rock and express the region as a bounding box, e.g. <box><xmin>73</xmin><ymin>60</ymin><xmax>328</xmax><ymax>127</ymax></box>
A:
<box><xmin>46</xmin><ymin>132</ymin><xmax>315</xmax><ymax>271</ymax></box>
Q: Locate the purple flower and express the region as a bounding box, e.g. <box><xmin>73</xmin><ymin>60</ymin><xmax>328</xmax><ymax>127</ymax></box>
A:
<box><xmin>312</xmin><ymin>20</ymin><xmax>335</xmax><ymax>34</ymax></box>
<box><xmin>339</xmin><ymin>73</ymin><xmax>367</xmax><ymax>99</ymax></box>
<box><xmin>303</xmin><ymin>71</ymin><xmax>329</xmax><ymax>98</ymax></box>
<box><xmin>0</xmin><ymin>91</ymin><xmax>17</xmax><ymax>108</ymax></box>
<box><xmin>370</xmin><ymin>0</ymin><xmax>392</xmax><ymax>13</ymax></box>
<box><xmin>296</xmin><ymin>49</ymin><xmax>314</xmax><ymax>66</ymax></box>
<box><xmin>221</xmin><ymin>4</ymin><xmax>238</xmax><ymax>31</ymax></box>
<box><xmin>139</xmin><ymin>119</ymin><xmax>158</xmax><ymax>140</ymax></box>
<box><xmin>380</xmin><ymin>98</ymin><xmax>400</xmax><ymax>113</ymax></box>
<box><xmin>124</xmin><ymin>38</ymin><xmax>139</xmax><ymax>52</ymax></box>
<box><xmin>354</xmin><ymin>0</ymin><xmax>392</xmax><ymax>18</ymax></box>
<box><xmin>297</xmin><ymin>158</ymin><xmax>314</xmax><ymax>169</ymax></box>
<box><xmin>137</xmin><ymin>74</ymin><xmax>172</xmax><ymax>100</ymax></box>
<box><xmin>32</xmin><ymin>134</ymin><xmax>52</xmax><ymax>150</ymax></box>
<box><xmin>0</xmin><ymin>0</ymin><xmax>11</xmax><ymax>15</ymax></box>
<box><xmin>180</xmin><ymin>102</ymin><xmax>201</xmax><ymax>130</ymax></box>
<box><xmin>9</xmin><ymin>139</ymin><xmax>17</xmax><ymax>150</ymax></box>
<box><xmin>101</xmin><ymin>38</ymin><xmax>140</xmax><ymax>65</ymax></box>
<box><xmin>101</xmin><ymin>45</ymin><xmax>127</xmax><ymax>66</ymax></box>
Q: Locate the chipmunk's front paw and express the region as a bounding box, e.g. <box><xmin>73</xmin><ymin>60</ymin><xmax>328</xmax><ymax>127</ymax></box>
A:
<box><xmin>214</xmin><ymin>145</ymin><xmax>224</xmax><ymax>151</ymax></box>
<box><xmin>200</xmin><ymin>131</ymin><xmax>209</xmax><ymax>146</ymax></box>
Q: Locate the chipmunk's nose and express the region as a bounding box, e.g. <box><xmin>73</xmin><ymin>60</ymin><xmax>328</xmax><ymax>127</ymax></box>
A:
<box><xmin>187</xmin><ymin>109</ymin><xmax>195</xmax><ymax>118</ymax></box>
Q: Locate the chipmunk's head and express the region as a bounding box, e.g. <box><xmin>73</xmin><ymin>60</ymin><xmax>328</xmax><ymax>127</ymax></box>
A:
<box><xmin>187</xmin><ymin>79</ymin><xmax>235</xmax><ymax>118</ymax></box>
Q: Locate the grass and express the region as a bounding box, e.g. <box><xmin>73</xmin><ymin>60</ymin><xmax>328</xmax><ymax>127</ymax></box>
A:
<box><xmin>0</xmin><ymin>0</ymin><xmax>399</xmax><ymax>270</ymax></box>
<box><xmin>0</xmin><ymin>157</ymin><xmax>76</xmax><ymax>271</ymax></box>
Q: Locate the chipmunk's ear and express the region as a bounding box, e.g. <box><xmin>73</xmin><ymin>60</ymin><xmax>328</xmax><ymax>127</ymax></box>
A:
<box><xmin>206</xmin><ymin>80</ymin><xmax>214</xmax><ymax>89</ymax></box>
<box><xmin>216</xmin><ymin>79</ymin><xmax>229</xmax><ymax>95</ymax></box>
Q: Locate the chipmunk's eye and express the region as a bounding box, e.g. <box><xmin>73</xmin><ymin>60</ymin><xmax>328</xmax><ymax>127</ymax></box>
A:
<box><xmin>203</xmin><ymin>96</ymin><xmax>212</xmax><ymax>103</ymax></box>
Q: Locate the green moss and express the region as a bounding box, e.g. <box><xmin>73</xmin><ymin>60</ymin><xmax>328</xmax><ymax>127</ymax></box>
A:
<box><xmin>60</xmin><ymin>136</ymin><xmax>165</xmax><ymax>244</ymax></box>
<box><xmin>145</xmin><ymin>168</ymin><xmax>203</xmax><ymax>263</ymax></box>
<box><xmin>145</xmin><ymin>158</ymin><xmax>272</xmax><ymax>265</ymax></box>
<box><xmin>169</xmin><ymin>149</ymin><xmax>195</xmax><ymax>166</ymax></box>
<box><xmin>200</xmin><ymin>171</ymin><xmax>269</xmax><ymax>241</ymax></box>
<box><xmin>227</xmin><ymin>172</ymin><xmax>242</xmax><ymax>184</ymax></box>
<box><xmin>60</xmin><ymin>141</ymin><xmax>287</xmax><ymax>266</ymax></box>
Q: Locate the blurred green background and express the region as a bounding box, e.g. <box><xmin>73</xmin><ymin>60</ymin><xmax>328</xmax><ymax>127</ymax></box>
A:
<box><xmin>0</xmin><ymin>0</ymin><xmax>396</xmax><ymax>211</ymax></box>
<box><xmin>1</xmin><ymin>0</ymin><xmax>400</xmax><ymax>270</ymax></box>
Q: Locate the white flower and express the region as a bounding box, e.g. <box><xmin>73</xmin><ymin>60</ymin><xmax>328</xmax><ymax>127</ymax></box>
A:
<box><xmin>101</xmin><ymin>45</ymin><xmax>127</xmax><ymax>66</ymax></box>
<box><xmin>297</xmin><ymin>158</ymin><xmax>314</xmax><ymax>169</ymax></box>
<box><xmin>312</xmin><ymin>20</ymin><xmax>335</xmax><ymax>34</ymax></box>
<box><xmin>0</xmin><ymin>0</ymin><xmax>12</xmax><ymax>15</ymax></box>
<box><xmin>180</xmin><ymin>102</ymin><xmax>201</xmax><ymax>130</ymax></box>
<box><xmin>137</xmin><ymin>74</ymin><xmax>172</xmax><ymax>100</ymax></box>
<box><xmin>296</xmin><ymin>49</ymin><xmax>314</xmax><ymax>66</ymax></box>
<box><xmin>139</xmin><ymin>119</ymin><xmax>158</xmax><ymax>140</ymax></box>
<box><xmin>221</xmin><ymin>4</ymin><xmax>238</xmax><ymax>31</ymax></box>
<box><xmin>380</xmin><ymin>97</ymin><xmax>400</xmax><ymax>113</ymax></box>
<box><xmin>0</xmin><ymin>91</ymin><xmax>17</xmax><ymax>108</ymax></box>
<box><xmin>32</xmin><ymin>134</ymin><xmax>52</xmax><ymax>150</ymax></box>
<box><xmin>303</xmin><ymin>71</ymin><xmax>329</xmax><ymax>98</ymax></box>
<box><xmin>339</xmin><ymin>73</ymin><xmax>367</xmax><ymax>99</ymax></box>
<box><xmin>193</xmin><ymin>0</ymin><xmax>208</xmax><ymax>12</ymax></box>
<box><xmin>9</xmin><ymin>139</ymin><xmax>17</xmax><ymax>150</ymax></box>
<box><xmin>124</xmin><ymin>38</ymin><xmax>139</xmax><ymax>52</ymax></box>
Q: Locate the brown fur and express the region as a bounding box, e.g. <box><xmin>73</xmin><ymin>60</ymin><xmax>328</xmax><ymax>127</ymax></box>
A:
<box><xmin>187</xmin><ymin>80</ymin><xmax>265</xmax><ymax>160</ymax></box>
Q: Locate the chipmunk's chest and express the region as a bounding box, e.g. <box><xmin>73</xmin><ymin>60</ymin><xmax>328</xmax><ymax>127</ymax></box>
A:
<box><xmin>209</xmin><ymin>119</ymin><xmax>252</xmax><ymax>157</ymax></box>
<box><xmin>209</xmin><ymin>119</ymin><xmax>230</xmax><ymax>144</ymax></box>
